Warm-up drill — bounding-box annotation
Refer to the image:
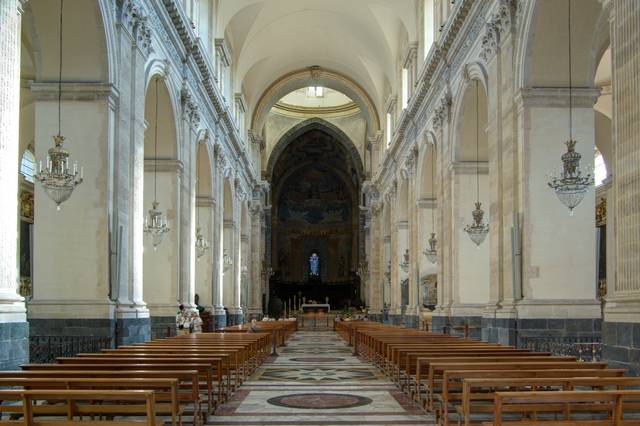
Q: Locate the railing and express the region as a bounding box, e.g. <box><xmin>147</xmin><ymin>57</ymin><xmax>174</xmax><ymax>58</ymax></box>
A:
<box><xmin>519</xmin><ymin>336</ymin><xmax>603</xmax><ymax>362</ymax></box>
<box><xmin>29</xmin><ymin>336</ymin><xmax>114</xmax><ymax>364</ymax></box>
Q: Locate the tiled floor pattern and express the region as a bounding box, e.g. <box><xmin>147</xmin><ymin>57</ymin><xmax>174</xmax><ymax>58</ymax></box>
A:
<box><xmin>207</xmin><ymin>331</ymin><xmax>435</xmax><ymax>425</ymax></box>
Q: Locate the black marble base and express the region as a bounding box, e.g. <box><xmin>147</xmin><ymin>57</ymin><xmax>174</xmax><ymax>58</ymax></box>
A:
<box><xmin>212</xmin><ymin>313</ymin><xmax>227</xmax><ymax>330</ymax></box>
<box><xmin>116</xmin><ymin>317</ymin><xmax>150</xmax><ymax>346</ymax></box>
<box><xmin>602</xmin><ymin>321</ymin><xmax>640</xmax><ymax>376</ymax></box>
<box><xmin>150</xmin><ymin>316</ymin><xmax>176</xmax><ymax>339</ymax></box>
<box><xmin>247</xmin><ymin>312</ymin><xmax>263</xmax><ymax>322</ymax></box>
<box><xmin>431</xmin><ymin>315</ymin><xmax>482</xmax><ymax>339</ymax></box>
<box><xmin>0</xmin><ymin>321</ymin><xmax>29</xmax><ymax>370</ymax></box>
<box><xmin>226</xmin><ymin>313</ymin><xmax>245</xmax><ymax>326</ymax></box>
<box><xmin>29</xmin><ymin>318</ymin><xmax>116</xmax><ymax>338</ymax></box>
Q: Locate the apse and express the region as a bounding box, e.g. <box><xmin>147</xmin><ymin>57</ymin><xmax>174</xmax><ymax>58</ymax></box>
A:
<box><xmin>269</xmin><ymin>123</ymin><xmax>362</xmax><ymax>311</ymax></box>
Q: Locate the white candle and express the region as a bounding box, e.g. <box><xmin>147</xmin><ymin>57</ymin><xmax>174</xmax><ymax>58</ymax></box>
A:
<box><xmin>80</xmin><ymin>166</ymin><xmax>84</xmax><ymax>179</ymax></box>
<box><xmin>39</xmin><ymin>161</ymin><xmax>42</xmax><ymax>173</ymax></box>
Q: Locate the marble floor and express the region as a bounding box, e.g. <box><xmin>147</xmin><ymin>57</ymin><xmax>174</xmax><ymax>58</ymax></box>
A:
<box><xmin>206</xmin><ymin>331</ymin><xmax>435</xmax><ymax>425</ymax></box>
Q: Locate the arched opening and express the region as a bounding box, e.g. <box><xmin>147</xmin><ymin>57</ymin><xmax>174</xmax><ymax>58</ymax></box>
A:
<box><xmin>453</xmin><ymin>79</ymin><xmax>489</xmax><ymax>309</ymax></box>
<box><xmin>143</xmin><ymin>76</ymin><xmax>180</xmax><ymax>335</ymax></box>
<box><xmin>417</xmin><ymin>141</ymin><xmax>438</xmax><ymax>308</ymax></box>
<box><xmin>195</xmin><ymin>141</ymin><xmax>214</xmax><ymax>321</ymax></box>
<box><xmin>269</xmin><ymin>124</ymin><xmax>362</xmax><ymax>313</ymax></box>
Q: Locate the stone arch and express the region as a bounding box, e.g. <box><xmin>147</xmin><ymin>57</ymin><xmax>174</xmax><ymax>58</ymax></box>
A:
<box><xmin>251</xmin><ymin>67</ymin><xmax>381</xmax><ymax>138</ymax></box>
<box><xmin>416</xmin><ymin>131</ymin><xmax>438</xmax><ymax>200</ymax></box>
<box><xmin>266</xmin><ymin>117</ymin><xmax>364</xmax><ymax>182</ymax></box>
<box><xmin>451</xmin><ymin>78</ymin><xmax>488</xmax><ymax>163</ymax></box>
<box><xmin>516</xmin><ymin>0</ymin><xmax>604</xmax><ymax>88</ymax></box>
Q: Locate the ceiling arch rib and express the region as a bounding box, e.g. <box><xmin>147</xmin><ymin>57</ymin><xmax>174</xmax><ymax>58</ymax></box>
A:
<box><xmin>221</xmin><ymin>0</ymin><xmax>415</xmax><ymax>127</ymax></box>
<box><xmin>252</xmin><ymin>67</ymin><xmax>381</xmax><ymax>140</ymax></box>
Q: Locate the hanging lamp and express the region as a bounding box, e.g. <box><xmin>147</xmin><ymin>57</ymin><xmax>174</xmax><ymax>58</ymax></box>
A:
<box><xmin>464</xmin><ymin>80</ymin><xmax>489</xmax><ymax>246</ymax></box>
<box><xmin>194</xmin><ymin>146</ymin><xmax>210</xmax><ymax>260</ymax></box>
<box><xmin>547</xmin><ymin>0</ymin><xmax>593</xmax><ymax>215</ymax></box>
<box><xmin>35</xmin><ymin>0</ymin><xmax>83</xmax><ymax>210</ymax></box>
<box><xmin>423</xmin><ymin>147</ymin><xmax>438</xmax><ymax>263</ymax></box>
<box><xmin>143</xmin><ymin>79</ymin><xmax>170</xmax><ymax>249</ymax></box>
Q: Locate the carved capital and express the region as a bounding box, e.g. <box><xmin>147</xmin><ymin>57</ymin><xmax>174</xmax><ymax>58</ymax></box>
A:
<box><xmin>432</xmin><ymin>94</ymin><xmax>452</xmax><ymax>130</ymax></box>
<box><xmin>119</xmin><ymin>0</ymin><xmax>153</xmax><ymax>56</ymax></box>
<box><xmin>180</xmin><ymin>86</ymin><xmax>200</xmax><ymax>128</ymax></box>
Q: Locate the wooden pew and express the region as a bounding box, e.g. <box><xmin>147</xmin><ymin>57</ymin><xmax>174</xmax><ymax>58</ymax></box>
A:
<box><xmin>21</xmin><ymin>363</ymin><xmax>218</xmax><ymax>414</ymax></box>
<box><xmin>485</xmin><ymin>390</ymin><xmax>640</xmax><ymax>426</ymax></box>
<box><xmin>0</xmin><ymin>389</ymin><xmax>158</xmax><ymax>425</ymax></box>
<box><xmin>0</xmin><ymin>370</ymin><xmax>202</xmax><ymax>424</ymax></box>
<box><xmin>457</xmin><ymin>376</ymin><xmax>640</xmax><ymax>426</ymax></box>
<box><xmin>0</xmin><ymin>378</ymin><xmax>182</xmax><ymax>426</ymax></box>
<box><xmin>423</xmin><ymin>360</ymin><xmax>607</xmax><ymax>411</ymax></box>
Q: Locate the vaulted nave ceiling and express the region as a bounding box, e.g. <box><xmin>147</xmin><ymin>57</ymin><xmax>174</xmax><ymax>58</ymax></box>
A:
<box><xmin>218</xmin><ymin>0</ymin><xmax>416</xmax><ymax>123</ymax></box>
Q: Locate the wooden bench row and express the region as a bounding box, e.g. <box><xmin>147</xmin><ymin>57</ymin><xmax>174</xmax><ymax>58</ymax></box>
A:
<box><xmin>1</xmin><ymin>325</ymin><xmax>290</xmax><ymax>425</ymax></box>
<box><xmin>335</xmin><ymin>320</ymin><xmax>640</xmax><ymax>426</ymax></box>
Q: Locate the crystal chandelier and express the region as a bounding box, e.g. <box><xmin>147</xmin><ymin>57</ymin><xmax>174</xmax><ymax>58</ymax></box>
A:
<box><xmin>464</xmin><ymin>80</ymin><xmax>489</xmax><ymax>246</ymax></box>
<box><xmin>423</xmin><ymin>148</ymin><xmax>437</xmax><ymax>263</ymax></box>
<box><xmin>223</xmin><ymin>249</ymin><xmax>233</xmax><ymax>273</ymax></box>
<box><xmin>35</xmin><ymin>0</ymin><xmax>83</xmax><ymax>210</ymax></box>
<box><xmin>195</xmin><ymin>227</ymin><xmax>210</xmax><ymax>260</ymax></box>
<box><xmin>194</xmin><ymin>143</ymin><xmax>210</xmax><ymax>259</ymax></box>
<box><xmin>143</xmin><ymin>78</ymin><xmax>170</xmax><ymax>248</ymax></box>
<box><xmin>424</xmin><ymin>233</ymin><xmax>438</xmax><ymax>264</ymax></box>
<box><xmin>399</xmin><ymin>249</ymin><xmax>410</xmax><ymax>273</ymax></box>
<box><xmin>547</xmin><ymin>0</ymin><xmax>593</xmax><ymax>215</ymax></box>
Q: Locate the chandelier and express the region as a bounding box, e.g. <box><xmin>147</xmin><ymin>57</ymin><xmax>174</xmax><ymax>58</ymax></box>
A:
<box><xmin>143</xmin><ymin>78</ymin><xmax>170</xmax><ymax>248</ymax></box>
<box><xmin>194</xmin><ymin>143</ymin><xmax>210</xmax><ymax>259</ymax></box>
<box><xmin>399</xmin><ymin>249</ymin><xmax>410</xmax><ymax>273</ymax></box>
<box><xmin>223</xmin><ymin>249</ymin><xmax>233</xmax><ymax>273</ymax></box>
<box><xmin>35</xmin><ymin>0</ymin><xmax>83</xmax><ymax>210</ymax></box>
<box><xmin>464</xmin><ymin>80</ymin><xmax>489</xmax><ymax>246</ymax></box>
<box><xmin>423</xmin><ymin>148</ymin><xmax>437</xmax><ymax>263</ymax></box>
<box><xmin>195</xmin><ymin>227</ymin><xmax>210</xmax><ymax>260</ymax></box>
<box><xmin>547</xmin><ymin>0</ymin><xmax>593</xmax><ymax>215</ymax></box>
<box><xmin>424</xmin><ymin>233</ymin><xmax>438</xmax><ymax>264</ymax></box>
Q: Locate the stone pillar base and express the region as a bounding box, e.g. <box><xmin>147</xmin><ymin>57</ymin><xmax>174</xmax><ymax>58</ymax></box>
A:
<box><xmin>211</xmin><ymin>307</ymin><xmax>227</xmax><ymax>330</ymax></box>
<box><xmin>602</xmin><ymin>321</ymin><xmax>640</xmax><ymax>376</ymax></box>
<box><xmin>0</xmin><ymin>321</ymin><xmax>28</xmax><ymax>370</ymax></box>
<box><xmin>226</xmin><ymin>307</ymin><xmax>244</xmax><ymax>326</ymax></box>
<box><xmin>116</xmin><ymin>317</ymin><xmax>150</xmax><ymax>345</ymax></box>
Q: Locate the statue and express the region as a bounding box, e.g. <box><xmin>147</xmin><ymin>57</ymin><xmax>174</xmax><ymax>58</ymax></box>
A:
<box><xmin>309</xmin><ymin>252</ymin><xmax>320</xmax><ymax>276</ymax></box>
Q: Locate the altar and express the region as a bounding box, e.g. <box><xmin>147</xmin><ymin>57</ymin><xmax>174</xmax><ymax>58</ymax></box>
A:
<box><xmin>301</xmin><ymin>303</ymin><xmax>330</xmax><ymax>313</ymax></box>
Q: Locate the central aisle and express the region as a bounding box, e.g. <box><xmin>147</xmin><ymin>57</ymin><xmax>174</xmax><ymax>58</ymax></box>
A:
<box><xmin>207</xmin><ymin>331</ymin><xmax>435</xmax><ymax>425</ymax></box>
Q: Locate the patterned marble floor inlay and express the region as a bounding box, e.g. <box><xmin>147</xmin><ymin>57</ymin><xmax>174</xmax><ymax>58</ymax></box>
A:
<box><xmin>267</xmin><ymin>393</ymin><xmax>373</xmax><ymax>409</ymax></box>
<box><xmin>207</xmin><ymin>330</ymin><xmax>435</xmax><ymax>425</ymax></box>
<box><xmin>288</xmin><ymin>357</ymin><xmax>346</xmax><ymax>363</ymax></box>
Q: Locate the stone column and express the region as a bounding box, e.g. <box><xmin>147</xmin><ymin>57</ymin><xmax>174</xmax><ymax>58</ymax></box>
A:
<box><xmin>368</xmin><ymin>202</ymin><xmax>382</xmax><ymax>320</ymax></box>
<box><xmin>195</xmin><ymin>196</ymin><xmax>215</xmax><ymax>315</ymax></box>
<box><xmin>113</xmin><ymin>2</ymin><xmax>152</xmax><ymax>344</ymax></box>
<box><xmin>211</xmin><ymin>146</ymin><xmax>226</xmax><ymax>329</ymax></box>
<box><xmin>247</xmin><ymin>204</ymin><xmax>262</xmax><ymax>320</ymax></box>
<box><xmin>405</xmin><ymin>152</ymin><xmax>420</xmax><ymax>328</ymax></box>
<box><xmin>0</xmin><ymin>0</ymin><xmax>28</xmax><ymax>370</ymax></box>
<box><xmin>515</xmin><ymin>87</ymin><xmax>601</xmax><ymax>342</ymax></box>
<box><xmin>432</xmin><ymin>97</ymin><xmax>452</xmax><ymax>333</ymax></box>
<box><xmin>602</xmin><ymin>0</ymin><xmax>640</xmax><ymax>375</ymax></box>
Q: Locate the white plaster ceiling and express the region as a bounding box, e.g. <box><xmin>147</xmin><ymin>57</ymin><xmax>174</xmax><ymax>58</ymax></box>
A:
<box><xmin>279</xmin><ymin>88</ymin><xmax>353</xmax><ymax>108</ymax></box>
<box><xmin>218</xmin><ymin>0</ymin><xmax>416</xmax><ymax>121</ymax></box>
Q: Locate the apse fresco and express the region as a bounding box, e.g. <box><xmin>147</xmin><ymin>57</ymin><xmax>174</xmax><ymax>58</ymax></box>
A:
<box><xmin>278</xmin><ymin>168</ymin><xmax>351</xmax><ymax>225</ymax></box>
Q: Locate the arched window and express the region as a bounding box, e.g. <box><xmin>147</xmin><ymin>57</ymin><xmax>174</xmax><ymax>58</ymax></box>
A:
<box><xmin>594</xmin><ymin>148</ymin><xmax>607</xmax><ymax>187</ymax></box>
<box><xmin>20</xmin><ymin>149</ymin><xmax>35</xmax><ymax>183</ymax></box>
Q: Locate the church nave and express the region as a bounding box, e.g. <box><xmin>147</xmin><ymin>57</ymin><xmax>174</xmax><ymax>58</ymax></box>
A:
<box><xmin>209</xmin><ymin>331</ymin><xmax>434</xmax><ymax>426</ymax></box>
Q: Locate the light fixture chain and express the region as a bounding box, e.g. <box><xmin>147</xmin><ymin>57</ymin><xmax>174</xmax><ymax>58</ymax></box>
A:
<box><xmin>568</xmin><ymin>0</ymin><xmax>573</xmax><ymax>142</ymax></box>
<box><xmin>475</xmin><ymin>80</ymin><xmax>480</xmax><ymax>202</ymax></box>
<box><xmin>154</xmin><ymin>78</ymin><xmax>159</xmax><ymax>202</ymax></box>
<box><xmin>58</xmin><ymin>0</ymin><xmax>63</xmax><ymax>136</ymax></box>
